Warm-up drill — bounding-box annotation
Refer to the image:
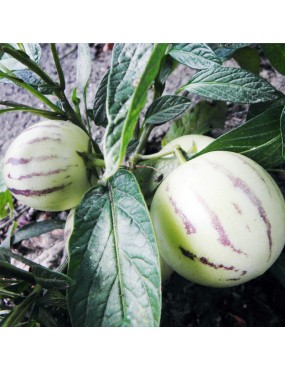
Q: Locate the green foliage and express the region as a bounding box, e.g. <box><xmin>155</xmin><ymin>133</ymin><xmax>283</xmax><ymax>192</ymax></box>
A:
<box><xmin>262</xmin><ymin>44</ymin><xmax>285</xmax><ymax>76</ymax></box>
<box><xmin>1</xmin><ymin>42</ymin><xmax>285</xmax><ymax>327</ymax></box>
<box><xmin>67</xmin><ymin>170</ymin><xmax>161</xmax><ymax>327</ymax></box>
<box><xmin>233</xmin><ymin>47</ymin><xmax>260</xmax><ymax>75</ymax></box>
<box><xmin>0</xmin><ymin>160</ymin><xmax>13</xmax><ymax>219</ymax></box>
<box><xmin>144</xmin><ymin>95</ymin><xmax>191</xmax><ymax>125</ymax></box>
<box><xmin>104</xmin><ymin>43</ymin><xmax>168</xmax><ymax>179</ymax></box>
<box><xmin>162</xmin><ymin>101</ymin><xmax>226</xmax><ymax>145</ymax></box>
<box><xmin>168</xmin><ymin>43</ymin><xmax>221</xmax><ymax>69</ymax></box>
<box><xmin>93</xmin><ymin>70</ymin><xmax>109</xmax><ymax>127</ymax></box>
<box><xmin>178</xmin><ymin>66</ymin><xmax>280</xmax><ymax>103</ymax></box>
<box><xmin>197</xmin><ymin>105</ymin><xmax>285</xmax><ymax>169</ymax></box>
<box><xmin>76</xmin><ymin>43</ymin><xmax>92</xmax><ymax>93</ymax></box>
<box><xmin>0</xmin><ymin>43</ymin><xmax>41</xmax><ymax>71</ymax></box>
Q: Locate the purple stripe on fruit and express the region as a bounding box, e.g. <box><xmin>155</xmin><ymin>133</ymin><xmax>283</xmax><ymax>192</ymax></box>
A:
<box><xmin>9</xmin><ymin>182</ymin><xmax>72</xmax><ymax>197</ymax></box>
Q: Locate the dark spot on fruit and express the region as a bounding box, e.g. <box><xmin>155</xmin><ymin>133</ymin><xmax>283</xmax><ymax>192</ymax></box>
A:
<box><xmin>179</xmin><ymin>246</ymin><xmax>195</xmax><ymax>260</ymax></box>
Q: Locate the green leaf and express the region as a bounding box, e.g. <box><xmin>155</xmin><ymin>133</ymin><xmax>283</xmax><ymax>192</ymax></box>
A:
<box><xmin>0</xmin><ymin>43</ymin><xmax>41</xmax><ymax>71</ymax></box>
<box><xmin>178</xmin><ymin>66</ymin><xmax>280</xmax><ymax>103</ymax></box>
<box><xmin>246</xmin><ymin>98</ymin><xmax>285</xmax><ymax>121</ymax></box>
<box><xmin>0</xmin><ymin>191</ymin><xmax>13</xmax><ymax>219</ymax></box>
<box><xmin>68</xmin><ymin>169</ymin><xmax>161</xmax><ymax>327</ymax></box>
<box><xmin>162</xmin><ymin>101</ymin><xmax>227</xmax><ymax>145</ymax></box>
<box><xmin>196</xmin><ymin>105</ymin><xmax>285</xmax><ymax>169</ymax></box>
<box><xmin>211</xmin><ymin>43</ymin><xmax>250</xmax><ymax>61</ymax></box>
<box><xmin>233</xmin><ymin>47</ymin><xmax>260</xmax><ymax>75</ymax></box>
<box><xmin>10</xmin><ymin>220</ymin><xmax>65</xmax><ymax>245</ymax></box>
<box><xmin>38</xmin><ymin>289</ymin><xmax>67</xmax><ymax>309</ymax></box>
<box><xmin>168</xmin><ymin>43</ymin><xmax>221</xmax><ymax>69</ymax></box>
<box><xmin>134</xmin><ymin>157</ymin><xmax>180</xmax><ymax>206</ymax></box>
<box><xmin>262</xmin><ymin>44</ymin><xmax>285</xmax><ymax>76</ymax></box>
<box><xmin>0</xmin><ymin>249</ymin><xmax>74</xmax><ymax>289</ymax></box>
<box><xmin>1</xmin><ymin>284</ymin><xmax>41</xmax><ymax>327</ymax></box>
<box><xmin>157</xmin><ymin>54</ymin><xmax>176</xmax><ymax>85</ymax></box>
<box><xmin>0</xmin><ymin>287</ymin><xmax>23</xmax><ymax>299</ymax></box>
<box><xmin>93</xmin><ymin>69</ymin><xmax>109</xmax><ymax>127</ymax></box>
<box><xmin>76</xmin><ymin>43</ymin><xmax>92</xmax><ymax>93</ymax></box>
<box><xmin>144</xmin><ymin>95</ymin><xmax>191</xmax><ymax>126</ymax></box>
<box><xmin>104</xmin><ymin>43</ymin><xmax>168</xmax><ymax>179</ymax></box>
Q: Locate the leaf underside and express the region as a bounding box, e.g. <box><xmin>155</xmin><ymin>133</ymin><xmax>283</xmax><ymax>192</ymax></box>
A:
<box><xmin>67</xmin><ymin>169</ymin><xmax>161</xmax><ymax>327</ymax></box>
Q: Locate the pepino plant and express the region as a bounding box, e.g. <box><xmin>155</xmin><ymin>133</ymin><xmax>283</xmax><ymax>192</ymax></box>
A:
<box><xmin>1</xmin><ymin>43</ymin><xmax>285</xmax><ymax>327</ymax></box>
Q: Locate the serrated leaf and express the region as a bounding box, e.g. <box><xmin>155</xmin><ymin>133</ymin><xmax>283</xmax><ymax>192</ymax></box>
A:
<box><xmin>196</xmin><ymin>105</ymin><xmax>285</xmax><ymax>169</ymax></box>
<box><xmin>162</xmin><ymin>101</ymin><xmax>226</xmax><ymax>145</ymax></box>
<box><xmin>76</xmin><ymin>43</ymin><xmax>92</xmax><ymax>92</ymax></box>
<box><xmin>104</xmin><ymin>43</ymin><xmax>168</xmax><ymax>179</ymax></box>
<box><xmin>93</xmin><ymin>69</ymin><xmax>109</xmax><ymax>127</ymax></box>
<box><xmin>233</xmin><ymin>47</ymin><xmax>260</xmax><ymax>75</ymax></box>
<box><xmin>168</xmin><ymin>43</ymin><xmax>221</xmax><ymax>70</ymax></box>
<box><xmin>262</xmin><ymin>44</ymin><xmax>285</xmax><ymax>76</ymax></box>
<box><xmin>0</xmin><ymin>43</ymin><xmax>41</xmax><ymax>71</ymax></box>
<box><xmin>67</xmin><ymin>169</ymin><xmax>161</xmax><ymax>327</ymax></box>
<box><xmin>179</xmin><ymin>66</ymin><xmax>279</xmax><ymax>103</ymax></box>
<box><xmin>144</xmin><ymin>95</ymin><xmax>191</xmax><ymax>126</ymax></box>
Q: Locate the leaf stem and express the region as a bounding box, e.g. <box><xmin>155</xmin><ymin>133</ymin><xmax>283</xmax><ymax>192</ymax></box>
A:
<box><xmin>130</xmin><ymin>125</ymin><xmax>153</xmax><ymax>167</ymax></box>
<box><xmin>0</xmin><ymin>71</ymin><xmax>64</xmax><ymax>114</ymax></box>
<box><xmin>50</xmin><ymin>43</ymin><xmax>66</xmax><ymax>90</ymax></box>
<box><xmin>1</xmin><ymin>284</ymin><xmax>42</xmax><ymax>327</ymax></box>
<box><xmin>136</xmin><ymin>148</ymin><xmax>174</xmax><ymax>161</ymax></box>
<box><xmin>174</xmin><ymin>146</ymin><xmax>187</xmax><ymax>164</ymax></box>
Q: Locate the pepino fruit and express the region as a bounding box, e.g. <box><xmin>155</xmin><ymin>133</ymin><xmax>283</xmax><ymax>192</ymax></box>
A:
<box><xmin>160</xmin><ymin>134</ymin><xmax>214</xmax><ymax>156</ymax></box>
<box><xmin>3</xmin><ymin>120</ymin><xmax>96</xmax><ymax>212</ymax></box>
<box><xmin>150</xmin><ymin>151</ymin><xmax>285</xmax><ymax>287</ymax></box>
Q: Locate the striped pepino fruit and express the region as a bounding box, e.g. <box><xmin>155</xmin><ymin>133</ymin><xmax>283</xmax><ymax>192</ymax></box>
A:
<box><xmin>150</xmin><ymin>151</ymin><xmax>285</xmax><ymax>287</ymax></box>
<box><xmin>3</xmin><ymin>120</ymin><xmax>96</xmax><ymax>212</ymax></box>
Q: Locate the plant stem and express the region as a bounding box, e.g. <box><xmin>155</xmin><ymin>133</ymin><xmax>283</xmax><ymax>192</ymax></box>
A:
<box><xmin>0</xmin><ymin>260</ymin><xmax>36</xmax><ymax>284</ymax></box>
<box><xmin>136</xmin><ymin>148</ymin><xmax>174</xmax><ymax>161</ymax></box>
<box><xmin>174</xmin><ymin>146</ymin><xmax>187</xmax><ymax>164</ymax></box>
<box><xmin>130</xmin><ymin>125</ymin><xmax>153</xmax><ymax>167</ymax></box>
<box><xmin>0</xmin><ymin>44</ymin><xmax>55</xmax><ymax>86</ymax></box>
<box><xmin>1</xmin><ymin>284</ymin><xmax>42</xmax><ymax>327</ymax></box>
<box><xmin>0</xmin><ymin>71</ymin><xmax>64</xmax><ymax>115</ymax></box>
<box><xmin>50</xmin><ymin>43</ymin><xmax>66</xmax><ymax>90</ymax></box>
<box><xmin>57</xmin><ymin>89</ymin><xmax>82</xmax><ymax>126</ymax></box>
<box><xmin>0</xmin><ymin>107</ymin><xmax>66</xmax><ymax>120</ymax></box>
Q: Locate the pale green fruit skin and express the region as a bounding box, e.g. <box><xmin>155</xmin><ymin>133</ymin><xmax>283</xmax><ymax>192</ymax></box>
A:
<box><xmin>161</xmin><ymin>135</ymin><xmax>215</xmax><ymax>156</ymax></box>
<box><xmin>3</xmin><ymin>120</ymin><xmax>95</xmax><ymax>212</ymax></box>
<box><xmin>150</xmin><ymin>151</ymin><xmax>285</xmax><ymax>288</ymax></box>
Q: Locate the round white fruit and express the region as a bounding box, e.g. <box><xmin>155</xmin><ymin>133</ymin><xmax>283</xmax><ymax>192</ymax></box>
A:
<box><xmin>150</xmin><ymin>151</ymin><xmax>285</xmax><ymax>287</ymax></box>
<box><xmin>160</xmin><ymin>134</ymin><xmax>215</xmax><ymax>156</ymax></box>
<box><xmin>3</xmin><ymin>120</ymin><xmax>95</xmax><ymax>212</ymax></box>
